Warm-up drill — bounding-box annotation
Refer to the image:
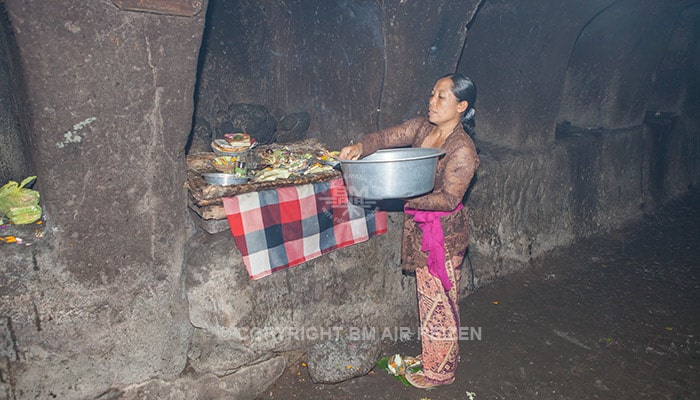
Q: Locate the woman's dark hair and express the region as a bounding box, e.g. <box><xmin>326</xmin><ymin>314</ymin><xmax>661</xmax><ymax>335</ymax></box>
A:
<box><xmin>441</xmin><ymin>73</ymin><xmax>477</xmax><ymax>137</ymax></box>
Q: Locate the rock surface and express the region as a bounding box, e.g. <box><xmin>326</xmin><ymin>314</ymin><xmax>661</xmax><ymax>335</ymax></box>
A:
<box><xmin>120</xmin><ymin>356</ymin><xmax>286</xmax><ymax>400</ymax></box>
<box><xmin>217</xmin><ymin>103</ymin><xmax>278</xmax><ymax>144</ymax></box>
<box><xmin>305</xmin><ymin>335</ymin><xmax>383</xmax><ymax>383</ymax></box>
<box><xmin>184</xmin><ymin>212</ymin><xmax>418</xmax><ymax>380</ymax></box>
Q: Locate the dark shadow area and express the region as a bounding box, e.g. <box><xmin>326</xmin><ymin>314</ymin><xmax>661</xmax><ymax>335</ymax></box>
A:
<box><xmin>0</xmin><ymin>1</ymin><xmax>32</xmax><ymax>183</ymax></box>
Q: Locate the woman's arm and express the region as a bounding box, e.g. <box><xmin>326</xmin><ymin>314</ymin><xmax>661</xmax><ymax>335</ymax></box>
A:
<box><xmin>356</xmin><ymin>118</ymin><xmax>428</xmax><ymax>156</ymax></box>
<box><xmin>405</xmin><ymin>145</ymin><xmax>478</xmax><ymax>211</ymax></box>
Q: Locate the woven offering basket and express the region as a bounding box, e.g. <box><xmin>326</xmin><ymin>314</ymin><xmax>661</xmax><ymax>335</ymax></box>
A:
<box><xmin>186</xmin><ymin>140</ymin><xmax>342</xmax><ymax>220</ymax></box>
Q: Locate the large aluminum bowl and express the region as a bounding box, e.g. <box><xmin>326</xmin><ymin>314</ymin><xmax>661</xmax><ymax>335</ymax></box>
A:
<box><xmin>340</xmin><ymin>148</ymin><xmax>445</xmax><ymax>199</ymax></box>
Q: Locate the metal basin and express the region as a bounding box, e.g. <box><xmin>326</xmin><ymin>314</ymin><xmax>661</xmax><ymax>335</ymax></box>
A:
<box><xmin>201</xmin><ymin>173</ymin><xmax>250</xmax><ymax>186</ymax></box>
<box><xmin>340</xmin><ymin>148</ymin><xmax>445</xmax><ymax>199</ymax></box>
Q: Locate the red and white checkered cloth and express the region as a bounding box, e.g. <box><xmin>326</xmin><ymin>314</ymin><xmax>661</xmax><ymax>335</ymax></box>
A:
<box><xmin>222</xmin><ymin>178</ymin><xmax>387</xmax><ymax>279</ymax></box>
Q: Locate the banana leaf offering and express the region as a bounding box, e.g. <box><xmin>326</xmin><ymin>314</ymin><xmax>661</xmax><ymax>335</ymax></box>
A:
<box><xmin>0</xmin><ymin>176</ymin><xmax>42</xmax><ymax>224</ymax></box>
<box><xmin>376</xmin><ymin>354</ymin><xmax>422</xmax><ymax>387</ymax></box>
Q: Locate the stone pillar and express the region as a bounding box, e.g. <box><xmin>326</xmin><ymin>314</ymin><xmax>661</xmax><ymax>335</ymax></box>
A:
<box><xmin>1</xmin><ymin>0</ymin><xmax>206</xmax><ymax>398</ymax></box>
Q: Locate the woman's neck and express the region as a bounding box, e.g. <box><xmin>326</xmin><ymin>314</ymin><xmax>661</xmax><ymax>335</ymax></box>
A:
<box><xmin>423</xmin><ymin>121</ymin><xmax>459</xmax><ymax>149</ymax></box>
<box><xmin>434</xmin><ymin>120</ymin><xmax>460</xmax><ymax>137</ymax></box>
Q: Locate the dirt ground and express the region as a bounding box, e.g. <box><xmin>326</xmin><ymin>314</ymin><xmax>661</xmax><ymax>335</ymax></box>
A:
<box><xmin>255</xmin><ymin>190</ymin><xmax>700</xmax><ymax>400</ymax></box>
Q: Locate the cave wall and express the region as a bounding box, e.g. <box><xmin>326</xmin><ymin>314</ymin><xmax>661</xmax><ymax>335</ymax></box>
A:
<box><xmin>557</xmin><ymin>0</ymin><xmax>687</xmax><ymax>129</ymax></box>
<box><xmin>455</xmin><ymin>0</ymin><xmax>700</xmax><ymax>280</ymax></box>
<box><xmin>190</xmin><ymin>0</ymin><xmax>479</xmax><ymax>152</ymax></box>
<box><xmin>648</xmin><ymin>7</ymin><xmax>700</xmax><ymax>116</ymax></box>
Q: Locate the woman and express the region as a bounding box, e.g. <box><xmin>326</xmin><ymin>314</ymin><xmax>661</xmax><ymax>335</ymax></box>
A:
<box><xmin>339</xmin><ymin>73</ymin><xmax>480</xmax><ymax>388</ymax></box>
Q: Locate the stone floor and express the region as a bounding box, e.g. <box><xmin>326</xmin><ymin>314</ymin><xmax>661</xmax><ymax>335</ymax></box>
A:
<box><xmin>255</xmin><ymin>190</ymin><xmax>700</xmax><ymax>400</ymax></box>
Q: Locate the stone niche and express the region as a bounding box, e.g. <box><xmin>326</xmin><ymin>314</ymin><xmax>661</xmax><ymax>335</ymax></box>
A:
<box><xmin>180</xmin><ymin>2</ymin><xmax>478</xmax><ymax>395</ymax></box>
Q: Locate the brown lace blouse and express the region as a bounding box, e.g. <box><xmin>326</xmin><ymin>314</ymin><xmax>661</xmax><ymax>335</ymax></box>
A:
<box><xmin>358</xmin><ymin>117</ymin><xmax>480</xmax><ymax>271</ymax></box>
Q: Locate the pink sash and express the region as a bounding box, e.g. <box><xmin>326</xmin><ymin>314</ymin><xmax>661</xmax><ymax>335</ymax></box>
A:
<box><xmin>404</xmin><ymin>203</ymin><xmax>463</xmax><ymax>291</ymax></box>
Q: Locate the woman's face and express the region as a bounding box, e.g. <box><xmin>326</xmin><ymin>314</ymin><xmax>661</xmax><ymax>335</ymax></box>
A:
<box><xmin>428</xmin><ymin>77</ymin><xmax>468</xmax><ymax>127</ymax></box>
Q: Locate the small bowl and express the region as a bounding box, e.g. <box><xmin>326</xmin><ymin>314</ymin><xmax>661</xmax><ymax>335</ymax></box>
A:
<box><xmin>201</xmin><ymin>173</ymin><xmax>250</xmax><ymax>186</ymax></box>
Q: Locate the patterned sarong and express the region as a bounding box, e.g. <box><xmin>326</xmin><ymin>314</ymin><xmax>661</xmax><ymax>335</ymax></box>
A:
<box><xmin>416</xmin><ymin>248</ymin><xmax>462</xmax><ymax>384</ymax></box>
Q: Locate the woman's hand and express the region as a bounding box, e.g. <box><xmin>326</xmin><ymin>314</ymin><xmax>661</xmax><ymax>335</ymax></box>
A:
<box><xmin>338</xmin><ymin>143</ymin><xmax>364</xmax><ymax>160</ymax></box>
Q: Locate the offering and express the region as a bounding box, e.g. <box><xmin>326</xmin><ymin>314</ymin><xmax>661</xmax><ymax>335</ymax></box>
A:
<box><xmin>376</xmin><ymin>354</ymin><xmax>422</xmax><ymax>387</ymax></box>
<box><xmin>212</xmin><ymin>156</ymin><xmax>237</xmax><ymax>173</ymax></box>
<box><xmin>251</xmin><ymin>147</ymin><xmax>336</xmax><ymax>182</ymax></box>
<box><xmin>211</xmin><ymin>133</ymin><xmax>257</xmax><ymax>156</ymax></box>
<box><xmin>224</xmin><ymin>133</ymin><xmax>251</xmax><ymax>147</ymax></box>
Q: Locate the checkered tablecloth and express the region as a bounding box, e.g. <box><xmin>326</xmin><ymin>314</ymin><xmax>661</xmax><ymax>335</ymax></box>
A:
<box><xmin>222</xmin><ymin>178</ymin><xmax>387</xmax><ymax>279</ymax></box>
